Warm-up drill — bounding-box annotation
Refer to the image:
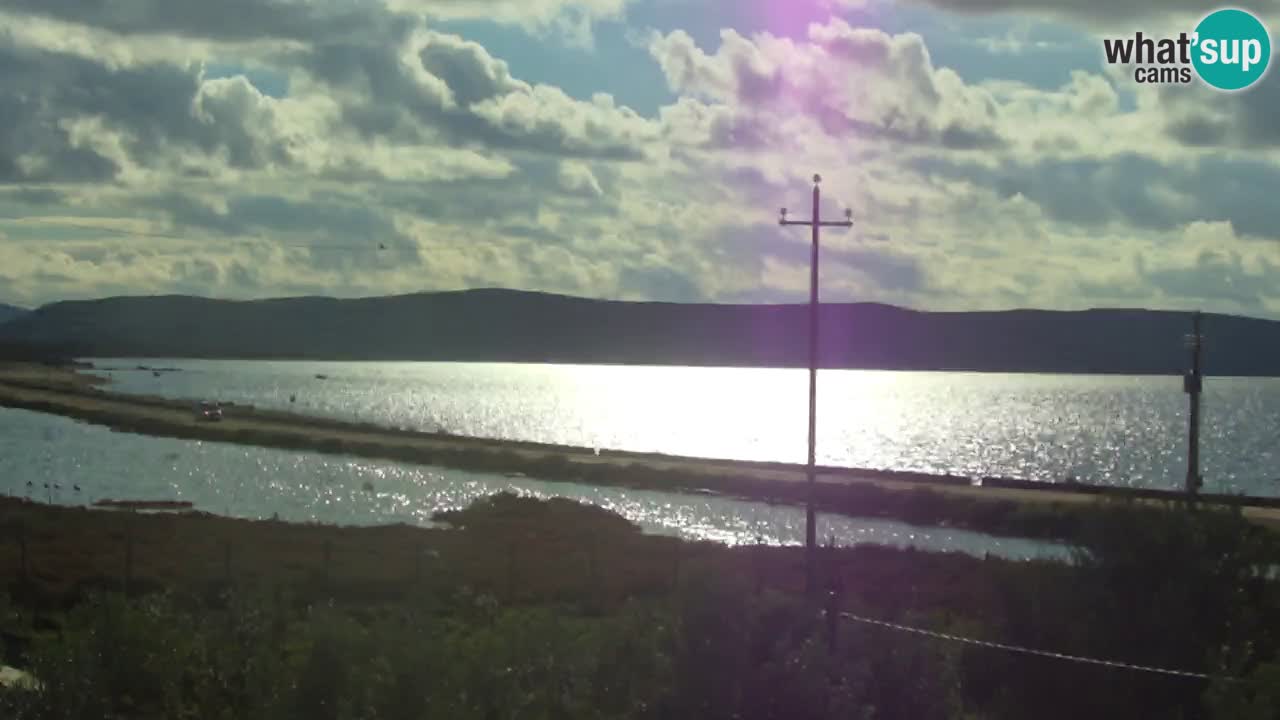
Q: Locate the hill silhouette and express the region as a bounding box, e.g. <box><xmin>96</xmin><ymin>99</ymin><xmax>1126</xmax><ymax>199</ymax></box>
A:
<box><xmin>2</xmin><ymin>289</ymin><xmax>1278</xmax><ymax>375</ymax></box>
<box><xmin>0</xmin><ymin>303</ymin><xmax>26</xmax><ymax>326</ymax></box>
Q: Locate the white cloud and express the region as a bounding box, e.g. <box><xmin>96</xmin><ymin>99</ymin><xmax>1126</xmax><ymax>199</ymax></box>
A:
<box><xmin>557</xmin><ymin>161</ymin><xmax>604</xmax><ymax>196</ymax></box>
<box><xmin>649</xmin><ymin>21</ymin><xmax>1004</xmax><ymax>151</ymax></box>
<box><xmin>388</xmin><ymin>0</ymin><xmax>632</xmax><ymax>48</ymax></box>
<box><xmin>1</xmin><ymin>2</ymin><xmax>1279</xmax><ymax>319</ymax></box>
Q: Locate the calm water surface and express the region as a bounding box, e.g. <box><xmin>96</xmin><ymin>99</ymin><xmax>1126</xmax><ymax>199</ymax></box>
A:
<box><xmin>92</xmin><ymin>360</ymin><xmax>1280</xmax><ymax>496</ymax></box>
<box><xmin>0</xmin><ymin>408</ymin><xmax>1063</xmax><ymax>560</ymax></box>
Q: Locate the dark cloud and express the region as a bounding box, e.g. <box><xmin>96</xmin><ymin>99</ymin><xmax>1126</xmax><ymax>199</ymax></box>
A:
<box><xmin>2</xmin><ymin>17</ymin><xmax>647</xmax><ymax>202</ymax></box>
<box><xmin>381</xmin><ymin>176</ymin><xmax>544</xmax><ymax>224</ymax></box>
<box><xmin>617</xmin><ymin>264</ymin><xmax>706</xmax><ymax>302</ymax></box>
<box><xmin>707</xmin><ymin>222</ymin><xmax>802</xmax><ymax>279</ymax></box>
<box><xmin>0</xmin><ymin>40</ymin><xmax>302</xmax><ymax>185</ymax></box>
<box><xmin>2</xmin><ymin>188</ymin><xmax>66</xmax><ymax>206</ymax></box>
<box><xmin>827</xmin><ymin>246</ymin><xmax>927</xmax><ymax>293</ymax></box>
<box><xmin>900</xmin><ymin>0</ymin><xmax>1280</xmax><ymax>23</ymax></box>
<box><xmin>300</xmin><ymin>30</ymin><xmax>652</xmax><ymax>160</ymax></box>
<box><xmin>0</xmin><ymin>44</ymin><xmax>124</xmax><ymax>184</ymax></box>
<box><xmin>938</xmin><ymin>123</ymin><xmax>1004</xmax><ymax>150</ymax></box>
<box><xmin>139</xmin><ymin>194</ymin><xmax>243</xmax><ymax>236</ymax></box>
<box><xmin>718</xmin><ymin>285</ymin><xmax>808</xmax><ymax>304</ymax></box>
<box><xmin>914</xmin><ymin>153</ymin><xmax>1280</xmax><ymax>239</ymax></box>
<box><xmin>418</xmin><ymin>36</ymin><xmax>520</xmax><ymax>106</ymax></box>
<box><xmin>1138</xmin><ymin>250</ymin><xmax>1274</xmax><ymax>308</ymax></box>
<box><xmin>229</xmin><ymin>194</ymin><xmax>396</xmax><ymax>239</ymax></box>
<box><xmin>375</xmin><ymin>155</ymin><xmax>620</xmax><ymax>226</ymax></box>
<box><xmin>499</xmin><ymin>223</ymin><xmax>567</xmax><ymax>244</ymax></box>
<box><xmin>707</xmin><ymin>221</ymin><xmax>927</xmax><ymax>295</ymax></box>
<box><xmin>135</xmin><ymin>190</ymin><xmax>420</xmax><ymax>270</ymax></box>
<box><xmin>0</xmin><ymin>0</ymin><xmax>386</xmax><ymax>42</ymax></box>
<box><xmin>1161</xmin><ymin>78</ymin><xmax>1280</xmax><ymax>149</ymax></box>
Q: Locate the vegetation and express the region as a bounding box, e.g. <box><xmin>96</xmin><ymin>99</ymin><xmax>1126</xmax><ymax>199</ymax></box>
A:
<box><xmin>0</xmin><ymin>493</ymin><xmax>1278</xmax><ymax>718</ymax></box>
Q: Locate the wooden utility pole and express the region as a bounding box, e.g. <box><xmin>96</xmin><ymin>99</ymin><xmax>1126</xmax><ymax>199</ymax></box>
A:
<box><xmin>1184</xmin><ymin>311</ymin><xmax>1204</xmax><ymax>496</ymax></box>
<box><xmin>780</xmin><ymin>174</ymin><xmax>853</xmax><ymax>596</ymax></box>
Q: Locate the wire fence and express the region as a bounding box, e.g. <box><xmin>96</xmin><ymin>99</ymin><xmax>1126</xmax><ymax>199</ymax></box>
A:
<box><xmin>834</xmin><ymin>610</ymin><xmax>1225</xmax><ymax>681</ymax></box>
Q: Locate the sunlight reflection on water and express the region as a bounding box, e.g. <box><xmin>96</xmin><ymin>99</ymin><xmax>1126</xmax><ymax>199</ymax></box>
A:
<box><xmin>0</xmin><ymin>408</ymin><xmax>1065</xmax><ymax>561</ymax></box>
<box><xmin>93</xmin><ymin>360</ymin><xmax>1280</xmax><ymax>496</ymax></box>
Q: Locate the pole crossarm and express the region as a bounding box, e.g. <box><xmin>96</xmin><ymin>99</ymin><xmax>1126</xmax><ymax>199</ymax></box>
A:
<box><xmin>779</xmin><ymin>220</ymin><xmax>854</xmax><ymax>228</ymax></box>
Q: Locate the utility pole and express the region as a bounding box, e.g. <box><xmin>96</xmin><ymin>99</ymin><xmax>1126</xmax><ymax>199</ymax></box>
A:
<box><xmin>1184</xmin><ymin>311</ymin><xmax>1204</xmax><ymax>496</ymax></box>
<box><xmin>780</xmin><ymin>174</ymin><xmax>853</xmax><ymax>596</ymax></box>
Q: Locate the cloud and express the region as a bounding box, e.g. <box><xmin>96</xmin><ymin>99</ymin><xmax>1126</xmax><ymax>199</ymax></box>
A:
<box><xmin>299</xmin><ymin>28</ymin><xmax>658</xmax><ymax>159</ymax></box>
<box><xmin>1</xmin><ymin>0</ymin><xmax>1278</xmax><ymax>321</ymax></box>
<box><xmin>557</xmin><ymin>161</ymin><xmax>605</xmax><ymax>197</ymax></box>
<box><xmin>0</xmin><ymin>188</ymin><xmax>67</xmax><ymax>207</ymax></box>
<box><xmin>648</xmin><ymin>21</ymin><xmax>1005</xmax><ymax>151</ymax></box>
<box><xmin>898</xmin><ymin>0</ymin><xmax>1280</xmax><ymax>25</ymax></box>
<box><xmin>617</xmin><ymin>263</ymin><xmax>706</xmax><ymax>302</ymax></box>
<box><xmin>3</xmin><ymin>0</ymin><xmax>629</xmax><ymax>47</ymax></box>
<box><xmin>1159</xmin><ymin>78</ymin><xmax>1280</xmax><ymax>149</ymax></box>
<box><xmin>0</xmin><ymin>0</ymin><xmax>376</xmax><ymax>42</ymax></box>
<box><xmin>388</xmin><ymin>0</ymin><xmax>632</xmax><ymax>47</ymax></box>
<box><xmin>1135</xmin><ymin>222</ymin><xmax>1278</xmax><ymax>311</ymax></box>
<box><xmin>908</xmin><ymin>146</ymin><xmax>1280</xmax><ymax>242</ymax></box>
<box><xmin>0</xmin><ymin>38</ymin><xmax>336</xmax><ymax>186</ymax></box>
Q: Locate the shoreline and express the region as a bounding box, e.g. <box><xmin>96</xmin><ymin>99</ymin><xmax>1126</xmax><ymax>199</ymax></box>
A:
<box><xmin>70</xmin><ymin>354</ymin><xmax>1280</xmax><ymax>378</ymax></box>
<box><xmin>3</xmin><ymin>362</ymin><xmax>1279</xmax><ymax>540</ymax></box>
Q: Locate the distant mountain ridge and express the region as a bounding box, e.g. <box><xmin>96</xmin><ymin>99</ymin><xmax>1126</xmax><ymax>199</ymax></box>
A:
<box><xmin>0</xmin><ymin>303</ymin><xmax>27</xmax><ymax>326</ymax></box>
<box><xmin>2</xmin><ymin>289</ymin><xmax>1278</xmax><ymax>375</ymax></box>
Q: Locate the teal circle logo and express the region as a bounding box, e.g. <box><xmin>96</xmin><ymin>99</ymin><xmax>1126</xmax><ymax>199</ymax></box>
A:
<box><xmin>1192</xmin><ymin>8</ymin><xmax>1271</xmax><ymax>91</ymax></box>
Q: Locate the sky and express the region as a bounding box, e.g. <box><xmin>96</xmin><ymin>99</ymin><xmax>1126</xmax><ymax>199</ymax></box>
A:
<box><xmin>0</xmin><ymin>0</ymin><xmax>1278</xmax><ymax>317</ymax></box>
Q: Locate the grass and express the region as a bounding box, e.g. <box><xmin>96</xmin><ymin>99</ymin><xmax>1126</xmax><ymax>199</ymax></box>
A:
<box><xmin>0</xmin><ymin>494</ymin><xmax>1005</xmax><ymax>622</ymax></box>
<box><xmin>0</xmin><ymin>493</ymin><xmax>1278</xmax><ymax>719</ymax></box>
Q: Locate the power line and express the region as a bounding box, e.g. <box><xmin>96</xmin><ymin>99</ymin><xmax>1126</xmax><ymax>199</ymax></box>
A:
<box><xmin>838</xmin><ymin>611</ymin><xmax>1227</xmax><ymax>681</ymax></box>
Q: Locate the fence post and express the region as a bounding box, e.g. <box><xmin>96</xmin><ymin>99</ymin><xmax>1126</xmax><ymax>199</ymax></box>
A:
<box><xmin>322</xmin><ymin>538</ymin><xmax>332</xmax><ymax>591</ymax></box>
<box><xmin>670</xmin><ymin>540</ymin><xmax>681</xmax><ymax>592</ymax></box>
<box><xmin>223</xmin><ymin>541</ymin><xmax>233</xmax><ymax>585</ymax></box>
<box><xmin>825</xmin><ymin>588</ymin><xmax>839</xmax><ymax>653</ymax></box>
<box><xmin>17</xmin><ymin>524</ymin><xmax>28</xmax><ymax>584</ymax></box>
<box><xmin>587</xmin><ymin>535</ymin><xmax>598</xmax><ymax>590</ymax></box>
<box><xmin>124</xmin><ymin>516</ymin><xmax>134</xmax><ymax>596</ymax></box>
<box><xmin>753</xmin><ymin>538</ymin><xmax>764</xmax><ymax>596</ymax></box>
<box><xmin>505</xmin><ymin>540</ymin><xmax>517</xmax><ymax>602</ymax></box>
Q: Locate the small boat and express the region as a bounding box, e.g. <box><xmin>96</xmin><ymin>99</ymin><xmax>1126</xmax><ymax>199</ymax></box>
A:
<box><xmin>314</xmin><ymin>374</ymin><xmax>329</xmax><ymax>380</ymax></box>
